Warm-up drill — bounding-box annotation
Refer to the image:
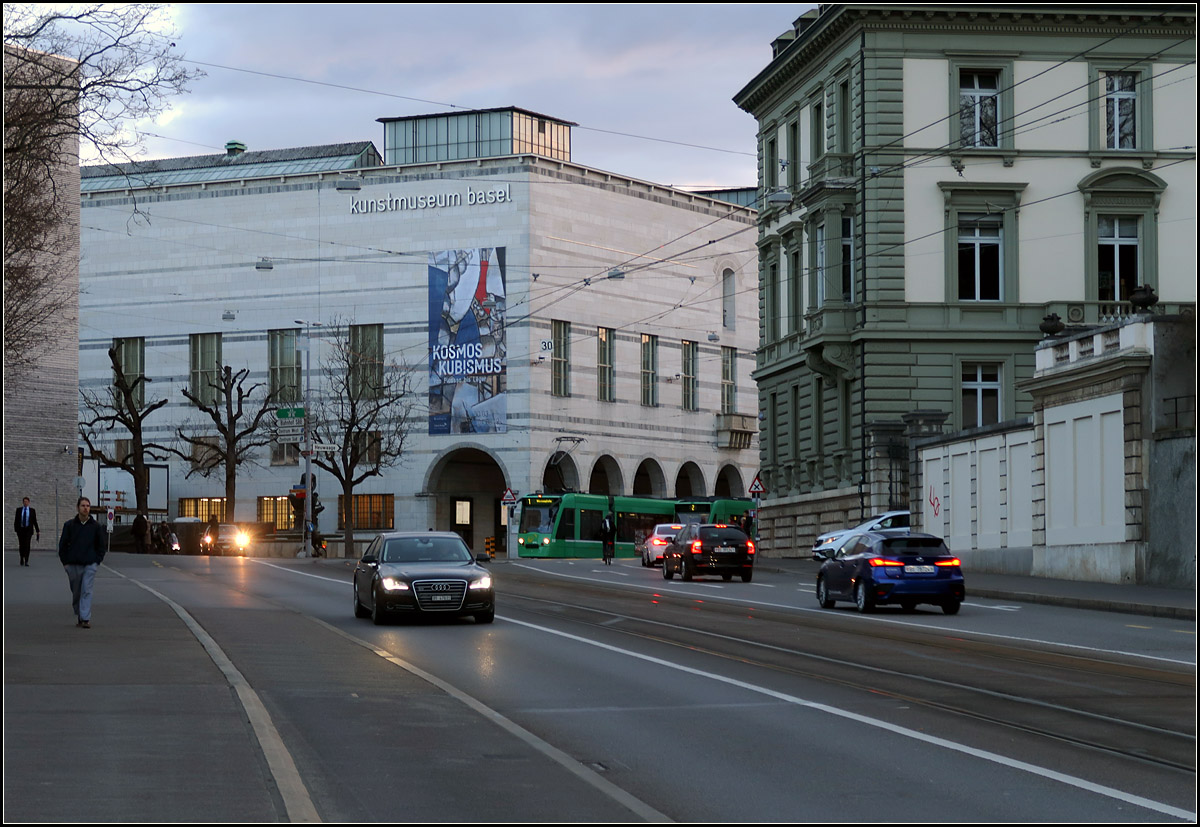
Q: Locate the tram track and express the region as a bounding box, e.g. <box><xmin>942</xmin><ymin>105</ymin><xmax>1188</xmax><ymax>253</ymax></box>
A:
<box><xmin>500</xmin><ymin>578</ymin><xmax>1197</xmax><ymax>776</ymax></box>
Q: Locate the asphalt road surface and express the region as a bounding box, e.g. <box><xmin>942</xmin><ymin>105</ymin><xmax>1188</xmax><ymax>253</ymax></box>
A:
<box><xmin>4</xmin><ymin>553</ymin><xmax>1195</xmax><ymax>822</ymax></box>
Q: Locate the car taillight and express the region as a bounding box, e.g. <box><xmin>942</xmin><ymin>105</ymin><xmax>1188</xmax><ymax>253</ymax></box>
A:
<box><xmin>935</xmin><ymin>558</ymin><xmax>962</xmax><ymax>567</ymax></box>
<box><xmin>691</xmin><ymin>540</ymin><xmax>702</xmax><ymax>553</ymax></box>
<box><xmin>746</xmin><ymin>540</ymin><xmax>755</xmax><ymax>554</ymax></box>
<box><xmin>652</xmin><ymin>538</ymin><xmax>667</xmax><ymax>546</ymax></box>
<box><xmin>868</xmin><ymin>557</ymin><xmax>903</xmax><ymax>567</ymax></box>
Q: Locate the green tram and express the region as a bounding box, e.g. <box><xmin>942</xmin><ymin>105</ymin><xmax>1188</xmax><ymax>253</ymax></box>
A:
<box><xmin>517</xmin><ymin>493</ymin><xmax>676</xmax><ymax>558</ymax></box>
<box><xmin>675</xmin><ymin>497</ymin><xmax>756</xmax><ymax>533</ymax></box>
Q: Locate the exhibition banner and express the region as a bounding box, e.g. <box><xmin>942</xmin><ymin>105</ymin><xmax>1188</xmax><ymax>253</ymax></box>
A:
<box><xmin>428</xmin><ymin>248</ymin><xmax>507</xmax><ymax>434</ymax></box>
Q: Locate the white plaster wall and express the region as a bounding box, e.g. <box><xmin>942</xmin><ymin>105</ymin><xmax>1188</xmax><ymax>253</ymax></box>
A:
<box><xmin>1153</xmin><ymin>62</ymin><xmax>1195</xmax><ymax>151</ymax></box>
<box><xmin>902</xmin><ymin>58</ymin><xmax>947</xmax><ymax>148</ymax></box>
<box><xmin>1013</xmin><ymin>61</ymin><xmax>1089</xmax><ymax>151</ymax></box>
<box><xmin>1044</xmin><ymin>394</ymin><xmax>1124</xmax><ymax>546</ymax></box>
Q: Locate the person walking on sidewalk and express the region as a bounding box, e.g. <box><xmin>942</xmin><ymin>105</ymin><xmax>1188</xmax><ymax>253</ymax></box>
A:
<box><xmin>14</xmin><ymin>496</ymin><xmax>40</xmax><ymax>566</ymax></box>
<box><xmin>58</xmin><ymin>497</ymin><xmax>107</xmax><ymax>629</ymax></box>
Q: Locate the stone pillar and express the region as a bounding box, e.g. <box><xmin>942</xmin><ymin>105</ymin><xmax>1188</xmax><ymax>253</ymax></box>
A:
<box><xmin>902</xmin><ymin>410</ymin><xmax>950</xmax><ymax>532</ymax></box>
<box><xmin>865</xmin><ymin>420</ymin><xmax>906</xmax><ymax>516</ymax></box>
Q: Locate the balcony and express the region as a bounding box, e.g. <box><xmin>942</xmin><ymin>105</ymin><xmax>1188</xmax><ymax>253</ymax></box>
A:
<box><xmin>716</xmin><ymin>413</ymin><xmax>756</xmax><ymax>450</ymax></box>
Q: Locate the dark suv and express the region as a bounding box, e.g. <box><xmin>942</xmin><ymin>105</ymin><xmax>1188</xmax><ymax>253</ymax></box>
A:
<box><xmin>813</xmin><ymin>530</ymin><xmax>964</xmax><ymax>614</ymax></box>
<box><xmin>662</xmin><ymin>523</ymin><xmax>755</xmax><ymax>582</ymax></box>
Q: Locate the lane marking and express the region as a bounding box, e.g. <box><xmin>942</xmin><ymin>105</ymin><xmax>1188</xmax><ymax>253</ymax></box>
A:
<box><xmin>305</xmin><ymin>615</ymin><xmax>670</xmax><ymax>823</ymax></box>
<box><xmin>513</xmin><ymin>563</ymin><xmax>1194</xmax><ymax>666</ymax></box>
<box><xmin>106</xmin><ymin>566</ymin><xmax>321</xmax><ymax>823</ymax></box>
<box><xmin>504</xmin><ymin>616</ymin><xmax>1195</xmax><ymax>821</ymax></box>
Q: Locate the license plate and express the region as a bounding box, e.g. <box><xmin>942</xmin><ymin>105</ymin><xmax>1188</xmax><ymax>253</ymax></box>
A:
<box><xmin>431</xmin><ymin>594</ymin><xmax>453</xmax><ymax>601</ymax></box>
<box><xmin>715</xmin><ymin>546</ymin><xmax>736</xmax><ymax>554</ymax></box>
<box><xmin>904</xmin><ymin>565</ymin><xmax>936</xmax><ymax>574</ymax></box>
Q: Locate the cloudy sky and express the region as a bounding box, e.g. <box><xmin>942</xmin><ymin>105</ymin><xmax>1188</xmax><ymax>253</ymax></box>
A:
<box><xmin>131</xmin><ymin>3</ymin><xmax>813</xmax><ymax>189</ymax></box>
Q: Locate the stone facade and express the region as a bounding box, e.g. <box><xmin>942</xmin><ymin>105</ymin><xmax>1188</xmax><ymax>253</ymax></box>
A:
<box><xmin>734</xmin><ymin>6</ymin><xmax>1196</xmax><ymax>555</ymax></box>
<box><xmin>3</xmin><ymin>46</ymin><xmax>82</xmax><ymax>544</ymax></box>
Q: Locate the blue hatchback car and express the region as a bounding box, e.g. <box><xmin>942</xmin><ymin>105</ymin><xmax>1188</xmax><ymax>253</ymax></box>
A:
<box><xmin>812</xmin><ymin>530</ymin><xmax>964</xmax><ymax>615</ymax></box>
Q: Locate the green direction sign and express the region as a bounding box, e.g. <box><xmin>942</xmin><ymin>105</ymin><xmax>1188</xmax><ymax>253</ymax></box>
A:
<box><xmin>276</xmin><ymin>407</ymin><xmax>306</xmax><ymax>419</ymax></box>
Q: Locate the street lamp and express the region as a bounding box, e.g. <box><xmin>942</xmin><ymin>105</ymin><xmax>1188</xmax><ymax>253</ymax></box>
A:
<box><xmin>294</xmin><ymin>319</ymin><xmax>322</xmax><ymax>554</ymax></box>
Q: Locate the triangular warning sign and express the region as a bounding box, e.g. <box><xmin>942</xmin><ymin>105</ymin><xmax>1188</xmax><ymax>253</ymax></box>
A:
<box><xmin>748</xmin><ymin>475</ymin><xmax>766</xmax><ymax>495</ymax></box>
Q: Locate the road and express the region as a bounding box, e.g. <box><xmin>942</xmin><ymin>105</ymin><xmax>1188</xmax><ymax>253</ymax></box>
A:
<box><xmin>4</xmin><ymin>553</ymin><xmax>1195</xmax><ymax>822</ymax></box>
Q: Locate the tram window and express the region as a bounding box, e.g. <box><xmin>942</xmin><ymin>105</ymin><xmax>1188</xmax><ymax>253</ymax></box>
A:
<box><xmin>521</xmin><ymin>505</ymin><xmax>555</xmax><ymax>533</ymax></box>
<box><xmin>580</xmin><ymin>509</ymin><xmax>604</xmax><ymax>541</ymax></box>
<box><xmin>555</xmin><ymin>507</ymin><xmax>576</xmax><ymax>540</ymax></box>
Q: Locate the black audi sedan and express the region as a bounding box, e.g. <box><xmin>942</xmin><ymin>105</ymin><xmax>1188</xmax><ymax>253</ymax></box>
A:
<box><xmin>662</xmin><ymin>523</ymin><xmax>755</xmax><ymax>582</ymax></box>
<box><xmin>353</xmin><ymin>532</ymin><xmax>495</xmax><ymax>624</ymax></box>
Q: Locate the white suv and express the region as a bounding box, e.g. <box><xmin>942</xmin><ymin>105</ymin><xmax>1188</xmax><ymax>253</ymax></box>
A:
<box><xmin>811</xmin><ymin>510</ymin><xmax>910</xmax><ymax>556</ymax></box>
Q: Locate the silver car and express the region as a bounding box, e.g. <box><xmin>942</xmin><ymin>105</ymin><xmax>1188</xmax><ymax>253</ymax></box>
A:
<box><xmin>640</xmin><ymin>523</ymin><xmax>684</xmax><ymax>567</ymax></box>
<box><xmin>811</xmin><ymin>510</ymin><xmax>910</xmax><ymax>556</ymax></box>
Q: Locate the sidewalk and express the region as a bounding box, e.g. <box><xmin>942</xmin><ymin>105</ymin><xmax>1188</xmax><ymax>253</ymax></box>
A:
<box><xmin>753</xmin><ymin>556</ymin><xmax>1196</xmax><ymax>621</ymax></box>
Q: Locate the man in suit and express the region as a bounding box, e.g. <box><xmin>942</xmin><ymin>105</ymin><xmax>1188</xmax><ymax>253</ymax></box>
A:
<box><xmin>14</xmin><ymin>496</ymin><xmax>40</xmax><ymax>566</ymax></box>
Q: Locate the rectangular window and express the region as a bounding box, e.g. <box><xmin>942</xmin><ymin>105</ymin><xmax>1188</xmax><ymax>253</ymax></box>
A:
<box><xmin>721</xmin><ymin>270</ymin><xmax>735</xmax><ymax>330</ymax></box>
<box><xmin>815</xmin><ymin>224</ymin><xmax>826</xmax><ymax>306</ymax></box>
<box><xmin>768</xmin><ymin>260</ymin><xmax>780</xmax><ymax>339</ymax></box>
<box><xmin>681</xmin><ymin>340</ymin><xmax>698</xmax><ymax>412</ymax></box>
<box><xmin>640</xmin><ymin>334</ymin><xmax>658</xmax><ymax>407</ymax></box>
<box><xmin>960</xmin><ymin>71</ymin><xmax>999</xmax><ymax>148</ymax></box>
<box><xmin>787</xmin><ymin>121</ymin><xmax>799</xmax><ymax>187</ymax></box>
<box><xmin>112</xmin><ymin>337</ymin><xmax>145</xmax><ymax>410</ymax></box>
<box><xmin>841</xmin><ymin>216</ymin><xmax>855</xmax><ymax>302</ymax></box>
<box><xmin>552</xmin><ymin>319</ymin><xmax>570</xmax><ymax>397</ymax></box>
<box><xmin>957</xmin><ymin>214</ymin><xmax>1003</xmax><ymax>301</ymax></box>
<box><xmin>721</xmin><ymin>346</ymin><xmax>736</xmax><ymax>415</ymax></box>
<box><xmin>178</xmin><ymin>497</ymin><xmax>225</xmax><ymax>522</ymax></box>
<box><xmin>597</xmin><ymin>326</ymin><xmax>615</xmax><ymax>402</ymax></box>
<box><xmin>789</xmin><ymin>248</ymin><xmax>803</xmax><ymax>333</ymax></box>
<box><xmin>268</xmin><ymin>329</ymin><xmax>301</xmax><ymax>404</ymax></box>
<box><xmin>961</xmin><ymin>364</ymin><xmax>1001</xmax><ymax>429</ymax></box>
<box><xmin>189</xmin><ymin>332</ymin><xmax>221</xmax><ymax>406</ymax></box>
<box><xmin>349</xmin><ymin>323</ymin><xmax>384</xmax><ymax>400</ymax></box>
<box><xmin>813</xmin><ymin>377</ymin><xmax>825</xmax><ymax>456</ymax></box>
<box><xmin>353</xmin><ymin>430</ymin><xmax>382</xmax><ymax>466</ymax></box>
<box><xmin>1097</xmin><ymin>216</ymin><xmax>1140</xmax><ymax>302</ymax></box>
<box><xmin>338</xmin><ymin>493</ymin><xmax>395</xmax><ymax>530</ymax></box>
<box><xmin>811</xmin><ymin>98</ymin><xmax>825</xmax><ymax>158</ymax></box>
<box><xmin>765</xmin><ymin>136</ymin><xmax>778</xmax><ymax>189</ymax></box>
<box><xmin>257</xmin><ymin>496</ymin><xmax>292</xmax><ymax>531</ymax></box>
<box><xmin>1104</xmin><ymin>71</ymin><xmax>1137</xmax><ymax>150</ymax></box>
<box><xmin>838</xmin><ymin>80</ymin><xmax>852</xmax><ymax>153</ymax></box>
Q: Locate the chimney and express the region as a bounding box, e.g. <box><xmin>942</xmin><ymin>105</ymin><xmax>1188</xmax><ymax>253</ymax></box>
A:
<box><xmin>225</xmin><ymin>140</ymin><xmax>247</xmax><ymax>156</ymax></box>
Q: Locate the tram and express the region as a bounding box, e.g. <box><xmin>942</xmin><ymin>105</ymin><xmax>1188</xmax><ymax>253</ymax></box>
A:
<box><xmin>517</xmin><ymin>493</ymin><xmax>676</xmax><ymax>558</ymax></box>
<box><xmin>674</xmin><ymin>496</ymin><xmax>756</xmax><ymax>533</ymax></box>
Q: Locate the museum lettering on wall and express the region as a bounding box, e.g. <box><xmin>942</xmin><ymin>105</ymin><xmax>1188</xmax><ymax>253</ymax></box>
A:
<box><xmin>349</xmin><ymin>184</ymin><xmax>513</xmax><ymax>215</ymax></box>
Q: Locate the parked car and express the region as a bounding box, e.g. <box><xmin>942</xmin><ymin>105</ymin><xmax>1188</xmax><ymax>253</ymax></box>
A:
<box><xmin>353</xmin><ymin>531</ymin><xmax>495</xmax><ymax>625</ymax></box>
<box><xmin>812</xmin><ymin>529</ymin><xmax>964</xmax><ymax>614</ymax></box>
<box><xmin>640</xmin><ymin>523</ymin><xmax>684</xmax><ymax>567</ymax></box>
<box><xmin>662</xmin><ymin>523</ymin><xmax>755</xmax><ymax>582</ymax></box>
<box><xmin>200</xmin><ymin>524</ymin><xmax>251</xmax><ymax>556</ymax></box>
<box><xmin>811</xmin><ymin>510</ymin><xmax>910</xmax><ymax>557</ymax></box>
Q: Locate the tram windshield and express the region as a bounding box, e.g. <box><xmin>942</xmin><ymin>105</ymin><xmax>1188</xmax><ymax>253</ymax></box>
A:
<box><xmin>520</xmin><ymin>503</ymin><xmax>557</xmax><ymax>534</ymax></box>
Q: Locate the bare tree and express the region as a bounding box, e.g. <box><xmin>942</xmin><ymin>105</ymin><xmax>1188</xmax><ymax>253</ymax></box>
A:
<box><xmin>309</xmin><ymin>322</ymin><xmax>418</xmax><ymax>555</ymax></box>
<box><xmin>3</xmin><ymin>4</ymin><xmax>200</xmax><ymax>376</ymax></box>
<box><xmin>175</xmin><ymin>364</ymin><xmax>278</xmax><ymax>525</ymax></box>
<box><xmin>78</xmin><ymin>344</ymin><xmax>172</xmax><ymax>514</ymax></box>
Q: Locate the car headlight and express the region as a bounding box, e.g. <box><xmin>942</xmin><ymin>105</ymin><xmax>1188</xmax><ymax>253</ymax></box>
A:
<box><xmin>236</xmin><ymin>532</ymin><xmax>250</xmax><ymax>548</ymax></box>
<box><xmin>469</xmin><ymin>575</ymin><xmax>492</xmax><ymax>590</ymax></box>
<box><xmin>203</xmin><ymin>534</ymin><xmax>212</xmax><ymax>544</ymax></box>
<box><xmin>381</xmin><ymin>577</ymin><xmax>410</xmax><ymax>591</ymax></box>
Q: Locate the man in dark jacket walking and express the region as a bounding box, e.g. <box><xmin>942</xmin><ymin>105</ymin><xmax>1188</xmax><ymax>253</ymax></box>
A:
<box><xmin>59</xmin><ymin>497</ymin><xmax>107</xmax><ymax>629</ymax></box>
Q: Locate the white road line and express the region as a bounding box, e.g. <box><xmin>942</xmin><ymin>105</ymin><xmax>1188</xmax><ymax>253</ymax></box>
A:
<box><xmin>504</xmin><ymin>616</ymin><xmax>1194</xmax><ymax>822</ymax></box>
<box><xmin>107</xmin><ymin>566</ymin><xmax>321</xmax><ymax>823</ymax></box>
<box><xmin>306</xmin><ymin>615</ymin><xmax>671</xmax><ymax>823</ymax></box>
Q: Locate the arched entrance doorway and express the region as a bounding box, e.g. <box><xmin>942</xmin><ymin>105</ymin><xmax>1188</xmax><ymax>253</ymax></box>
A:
<box><xmin>542</xmin><ymin>451</ymin><xmax>580</xmax><ymax>493</ymax></box>
<box><xmin>674</xmin><ymin>462</ymin><xmax>706</xmax><ymax>498</ymax></box>
<box><xmin>632</xmin><ymin>458</ymin><xmax>667</xmax><ymax>498</ymax></box>
<box><xmin>424</xmin><ymin>446</ymin><xmax>509</xmax><ymax>555</ymax></box>
<box><xmin>714</xmin><ymin>464</ymin><xmax>745</xmax><ymax>498</ymax></box>
<box><xmin>588</xmin><ymin>455</ymin><xmax>623</xmax><ymax>496</ymax></box>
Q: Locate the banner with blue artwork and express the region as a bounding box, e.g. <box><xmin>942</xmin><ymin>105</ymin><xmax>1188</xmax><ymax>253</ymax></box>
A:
<box><xmin>428</xmin><ymin>248</ymin><xmax>507</xmax><ymax>434</ymax></box>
